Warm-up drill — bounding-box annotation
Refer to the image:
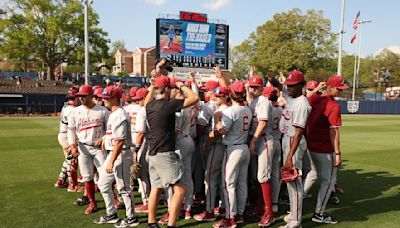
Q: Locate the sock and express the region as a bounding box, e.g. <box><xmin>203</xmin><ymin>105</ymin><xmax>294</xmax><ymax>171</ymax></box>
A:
<box><xmin>85</xmin><ymin>180</ymin><xmax>96</xmax><ymax>206</ymax></box>
<box><xmin>260</xmin><ymin>181</ymin><xmax>273</xmax><ymax>217</ymax></box>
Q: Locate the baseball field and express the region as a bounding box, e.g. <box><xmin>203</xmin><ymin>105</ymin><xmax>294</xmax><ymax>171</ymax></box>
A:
<box><xmin>0</xmin><ymin>115</ymin><xmax>399</xmax><ymax>228</ymax></box>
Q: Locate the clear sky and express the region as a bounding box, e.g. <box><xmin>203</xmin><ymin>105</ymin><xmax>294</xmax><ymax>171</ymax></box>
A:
<box><xmin>93</xmin><ymin>0</ymin><xmax>397</xmax><ymax>56</ymax></box>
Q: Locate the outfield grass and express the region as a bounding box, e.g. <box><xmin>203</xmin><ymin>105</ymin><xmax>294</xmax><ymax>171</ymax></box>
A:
<box><xmin>0</xmin><ymin>115</ymin><xmax>399</xmax><ymax>228</ymax></box>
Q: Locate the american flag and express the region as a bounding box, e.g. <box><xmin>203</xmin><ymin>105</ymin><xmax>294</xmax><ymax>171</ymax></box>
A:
<box><xmin>350</xmin><ymin>34</ymin><xmax>357</xmax><ymax>44</ymax></box>
<box><xmin>352</xmin><ymin>11</ymin><xmax>360</xmax><ymax>30</ymax></box>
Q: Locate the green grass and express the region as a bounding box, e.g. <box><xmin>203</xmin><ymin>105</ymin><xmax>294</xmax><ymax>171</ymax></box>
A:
<box><xmin>0</xmin><ymin>115</ymin><xmax>399</xmax><ymax>227</ymax></box>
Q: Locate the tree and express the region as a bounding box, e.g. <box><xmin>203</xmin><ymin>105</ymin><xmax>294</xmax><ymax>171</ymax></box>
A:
<box><xmin>110</xmin><ymin>40</ymin><xmax>126</xmax><ymax>56</ymax></box>
<box><xmin>0</xmin><ymin>0</ymin><xmax>110</xmax><ymax>80</ymax></box>
<box><xmin>233</xmin><ymin>9</ymin><xmax>337</xmax><ymax>76</ymax></box>
<box><xmin>230</xmin><ymin>38</ymin><xmax>255</xmax><ymax>79</ymax></box>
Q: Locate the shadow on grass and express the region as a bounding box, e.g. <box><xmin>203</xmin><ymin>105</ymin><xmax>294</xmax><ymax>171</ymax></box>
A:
<box><xmin>302</xmin><ymin>165</ymin><xmax>400</xmax><ymax>227</ymax></box>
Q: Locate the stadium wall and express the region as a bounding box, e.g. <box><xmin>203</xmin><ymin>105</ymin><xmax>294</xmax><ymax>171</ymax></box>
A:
<box><xmin>0</xmin><ymin>94</ymin><xmax>66</xmax><ymax>114</ymax></box>
<box><xmin>338</xmin><ymin>100</ymin><xmax>400</xmax><ymax>114</ymax></box>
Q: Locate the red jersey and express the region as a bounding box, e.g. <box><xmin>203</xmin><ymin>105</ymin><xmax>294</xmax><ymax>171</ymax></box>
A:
<box><xmin>306</xmin><ymin>94</ymin><xmax>342</xmax><ymax>153</ymax></box>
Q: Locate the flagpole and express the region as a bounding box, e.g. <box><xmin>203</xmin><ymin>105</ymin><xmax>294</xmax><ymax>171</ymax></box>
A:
<box><xmin>355</xmin><ymin>22</ymin><xmax>362</xmax><ymax>88</ymax></box>
<box><xmin>337</xmin><ymin>0</ymin><xmax>346</xmax><ymax>76</ymax></box>
<box><xmin>351</xmin><ymin>28</ymin><xmax>358</xmax><ymax>100</ymax></box>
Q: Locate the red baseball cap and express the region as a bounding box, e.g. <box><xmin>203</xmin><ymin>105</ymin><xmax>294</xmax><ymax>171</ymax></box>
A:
<box><xmin>326</xmin><ymin>75</ymin><xmax>349</xmax><ymax>90</ymax></box>
<box><xmin>154</xmin><ymin>75</ymin><xmax>171</xmax><ymax>88</ymax></box>
<box><xmin>66</xmin><ymin>87</ymin><xmax>79</xmax><ymax>98</ymax></box>
<box><xmin>262</xmin><ymin>86</ymin><xmax>278</xmax><ymax>98</ymax></box>
<box><xmin>213</xmin><ymin>86</ymin><xmax>230</xmax><ymax>97</ymax></box>
<box><xmin>230</xmin><ymin>81</ymin><xmax>246</xmax><ymax>94</ymax></box>
<box><xmin>93</xmin><ymin>86</ymin><xmax>104</xmax><ymax>97</ymax></box>
<box><xmin>132</xmin><ymin>88</ymin><xmax>149</xmax><ymax>100</ymax></box>
<box><xmin>205</xmin><ymin>80</ymin><xmax>219</xmax><ymax>91</ymax></box>
<box><xmin>170</xmin><ymin>78</ymin><xmax>181</xmax><ymax>88</ymax></box>
<box><xmin>129</xmin><ymin>87</ymin><xmax>139</xmax><ymax>97</ymax></box>
<box><xmin>99</xmin><ymin>86</ymin><xmax>123</xmax><ymax>100</ymax></box>
<box><xmin>76</xmin><ymin>85</ymin><xmax>94</xmax><ymax>96</ymax></box>
<box><xmin>306</xmin><ymin>80</ymin><xmax>318</xmax><ymax>90</ymax></box>
<box><xmin>249</xmin><ymin>76</ymin><xmax>263</xmax><ymax>87</ymax></box>
<box><xmin>285</xmin><ymin>70</ymin><xmax>305</xmax><ymax>85</ymax></box>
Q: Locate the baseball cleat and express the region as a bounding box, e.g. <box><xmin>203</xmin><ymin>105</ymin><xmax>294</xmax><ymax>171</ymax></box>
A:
<box><xmin>74</xmin><ymin>196</ymin><xmax>90</xmax><ymax>206</ymax></box>
<box><xmin>234</xmin><ymin>214</ymin><xmax>244</xmax><ymax>224</ymax></box>
<box><xmin>312</xmin><ymin>212</ymin><xmax>338</xmax><ymax>224</ymax></box>
<box><xmin>158</xmin><ymin>212</ymin><xmax>169</xmax><ymax>225</ymax></box>
<box><xmin>184</xmin><ymin>210</ymin><xmax>191</xmax><ymax>220</ymax></box>
<box><xmin>67</xmin><ymin>184</ymin><xmax>83</xmax><ymax>192</ymax></box>
<box><xmin>85</xmin><ymin>204</ymin><xmax>98</xmax><ymax>214</ymax></box>
<box><xmin>54</xmin><ymin>179</ymin><xmax>68</xmax><ymax>188</ymax></box>
<box><xmin>193</xmin><ymin>211</ymin><xmax>216</xmax><ymax>222</ymax></box>
<box><xmin>135</xmin><ymin>204</ymin><xmax>149</xmax><ymax>213</ymax></box>
<box><xmin>214</xmin><ymin>207</ymin><xmax>226</xmax><ymax>216</ymax></box>
<box><xmin>93</xmin><ymin>213</ymin><xmax>119</xmax><ymax>224</ymax></box>
<box><xmin>213</xmin><ymin>218</ymin><xmax>237</xmax><ymax>228</ymax></box>
<box><xmin>114</xmin><ymin>216</ymin><xmax>140</xmax><ymax>227</ymax></box>
<box><xmin>258</xmin><ymin>215</ymin><xmax>275</xmax><ymax>227</ymax></box>
<box><xmin>283</xmin><ymin>213</ymin><xmax>291</xmax><ymax>223</ymax></box>
<box><xmin>278</xmin><ymin>224</ymin><xmax>302</xmax><ymax>228</ymax></box>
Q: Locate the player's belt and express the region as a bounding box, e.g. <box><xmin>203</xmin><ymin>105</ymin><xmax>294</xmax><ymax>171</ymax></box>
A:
<box><xmin>59</xmin><ymin>131</ymin><xmax>67</xmax><ymax>134</ymax></box>
<box><xmin>224</xmin><ymin>143</ymin><xmax>245</xmax><ymax>147</ymax></box>
<box><xmin>78</xmin><ymin>142</ymin><xmax>95</xmax><ymax>147</ymax></box>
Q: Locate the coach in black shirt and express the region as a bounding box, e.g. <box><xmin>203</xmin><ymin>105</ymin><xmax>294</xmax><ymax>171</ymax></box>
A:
<box><xmin>144</xmin><ymin>75</ymin><xmax>199</xmax><ymax>228</ymax></box>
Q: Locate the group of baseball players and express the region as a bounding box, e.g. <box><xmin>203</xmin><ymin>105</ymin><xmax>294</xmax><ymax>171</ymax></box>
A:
<box><xmin>54</xmin><ymin>60</ymin><xmax>348</xmax><ymax>228</ymax></box>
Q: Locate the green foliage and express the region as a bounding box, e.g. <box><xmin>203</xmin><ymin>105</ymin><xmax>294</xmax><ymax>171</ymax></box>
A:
<box><xmin>231</xmin><ymin>9</ymin><xmax>337</xmax><ymax>78</ymax></box>
<box><xmin>0</xmin><ymin>0</ymin><xmax>110</xmax><ymax>79</ymax></box>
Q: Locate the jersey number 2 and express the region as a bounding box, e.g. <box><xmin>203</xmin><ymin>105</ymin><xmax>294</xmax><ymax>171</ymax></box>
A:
<box><xmin>243</xmin><ymin>116</ymin><xmax>249</xmax><ymax>131</ymax></box>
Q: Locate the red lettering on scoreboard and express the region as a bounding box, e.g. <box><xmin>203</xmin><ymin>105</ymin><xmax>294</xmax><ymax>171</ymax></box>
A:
<box><xmin>180</xmin><ymin>11</ymin><xmax>208</xmax><ymax>23</ymax></box>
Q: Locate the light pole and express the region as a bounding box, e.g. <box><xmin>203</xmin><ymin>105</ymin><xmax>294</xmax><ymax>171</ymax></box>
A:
<box><xmin>337</xmin><ymin>0</ymin><xmax>345</xmax><ymax>76</ymax></box>
<box><xmin>82</xmin><ymin>0</ymin><xmax>91</xmax><ymax>85</ymax></box>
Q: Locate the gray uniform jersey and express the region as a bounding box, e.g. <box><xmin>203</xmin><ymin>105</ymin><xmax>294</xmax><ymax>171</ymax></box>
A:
<box><xmin>212</xmin><ymin>104</ymin><xmax>228</xmax><ymax>144</ymax></box>
<box><xmin>279</xmin><ymin>95</ymin><xmax>311</xmax><ymax>137</ymax></box>
<box><xmin>270</xmin><ymin>105</ymin><xmax>283</xmax><ymax>140</ymax></box>
<box><xmin>104</xmin><ymin>108</ymin><xmax>133</xmax><ymax>151</ymax></box>
<box><xmin>67</xmin><ymin>105</ymin><xmax>110</xmax><ymax>145</ymax></box>
<box><xmin>175</xmin><ymin>108</ymin><xmax>191</xmax><ymax>140</ymax></box>
<box><xmin>123</xmin><ymin>104</ymin><xmax>141</xmax><ymax>142</ymax></box>
<box><xmin>59</xmin><ymin>105</ymin><xmax>75</xmax><ymax>134</ymax></box>
<box><xmin>249</xmin><ymin>96</ymin><xmax>273</xmax><ymax>136</ymax></box>
<box><xmin>221</xmin><ymin>105</ymin><xmax>252</xmax><ymax>145</ymax></box>
<box><xmin>197</xmin><ymin>100</ymin><xmax>216</xmax><ymax>127</ymax></box>
<box><xmin>135</xmin><ymin>106</ymin><xmax>147</xmax><ymax>134</ymax></box>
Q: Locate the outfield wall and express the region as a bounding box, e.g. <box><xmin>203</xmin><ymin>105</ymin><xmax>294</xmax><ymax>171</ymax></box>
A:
<box><xmin>0</xmin><ymin>94</ymin><xmax>65</xmax><ymax>114</ymax></box>
<box><xmin>338</xmin><ymin>100</ymin><xmax>400</xmax><ymax>114</ymax></box>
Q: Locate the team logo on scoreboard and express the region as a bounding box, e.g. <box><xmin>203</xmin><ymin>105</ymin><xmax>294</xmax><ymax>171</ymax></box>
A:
<box><xmin>347</xmin><ymin>101</ymin><xmax>359</xmax><ymax>113</ymax></box>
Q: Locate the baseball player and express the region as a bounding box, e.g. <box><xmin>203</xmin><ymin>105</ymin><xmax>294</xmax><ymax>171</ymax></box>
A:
<box><xmin>262</xmin><ymin>86</ymin><xmax>283</xmax><ymax>214</ymax></box>
<box><xmin>55</xmin><ymin>87</ymin><xmax>82</xmax><ymax>192</ymax></box>
<box><xmin>67</xmin><ymin>85</ymin><xmax>110</xmax><ymax>214</ymax></box>
<box><xmin>278</xmin><ymin>70</ymin><xmax>311</xmax><ymax>228</ymax></box>
<box><xmin>247</xmin><ymin>75</ymin><xmax>276</xmax><ymax>227</ymax></box>
<box><xmin>174</xmin><ymin>82</ymin><xmax>196</xmax><ymax>219</ymax></box>
<box><xmin>194</xmin><ymin>86</ymin><xmax>229</xmax><ymax>222</ymax></box>
<box><xmin>144</xmin><ymin>75</ymin><xmax>199</xmax><ymax>228</ymax></box>
<box><xmin>131</xmin><ymin>88</ymin><xmax>151</xmax><ymax>213</ymax></box>
<box><xmin>213</xmin><ymin>81</ymin><xmax>252</xmax><ymax>228</ymax></box>
<box><xmin>93</xmin><ymin>86</ymin><xmax>139</xmax><ymax>227</ymax></box>
<box><xmin>93</xmin><ymin>86</ymin><xmax>104</xmax><ymax>106</ymax></box>
<box><xmin>303</xmin><ymin>75</ymin><xmax>348</xmax><ymax>224</ymax></box>
<box><xmin>192</xmin><ymin>80</ymin><xmax>219</xmax><ymax>203</ymax></box>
